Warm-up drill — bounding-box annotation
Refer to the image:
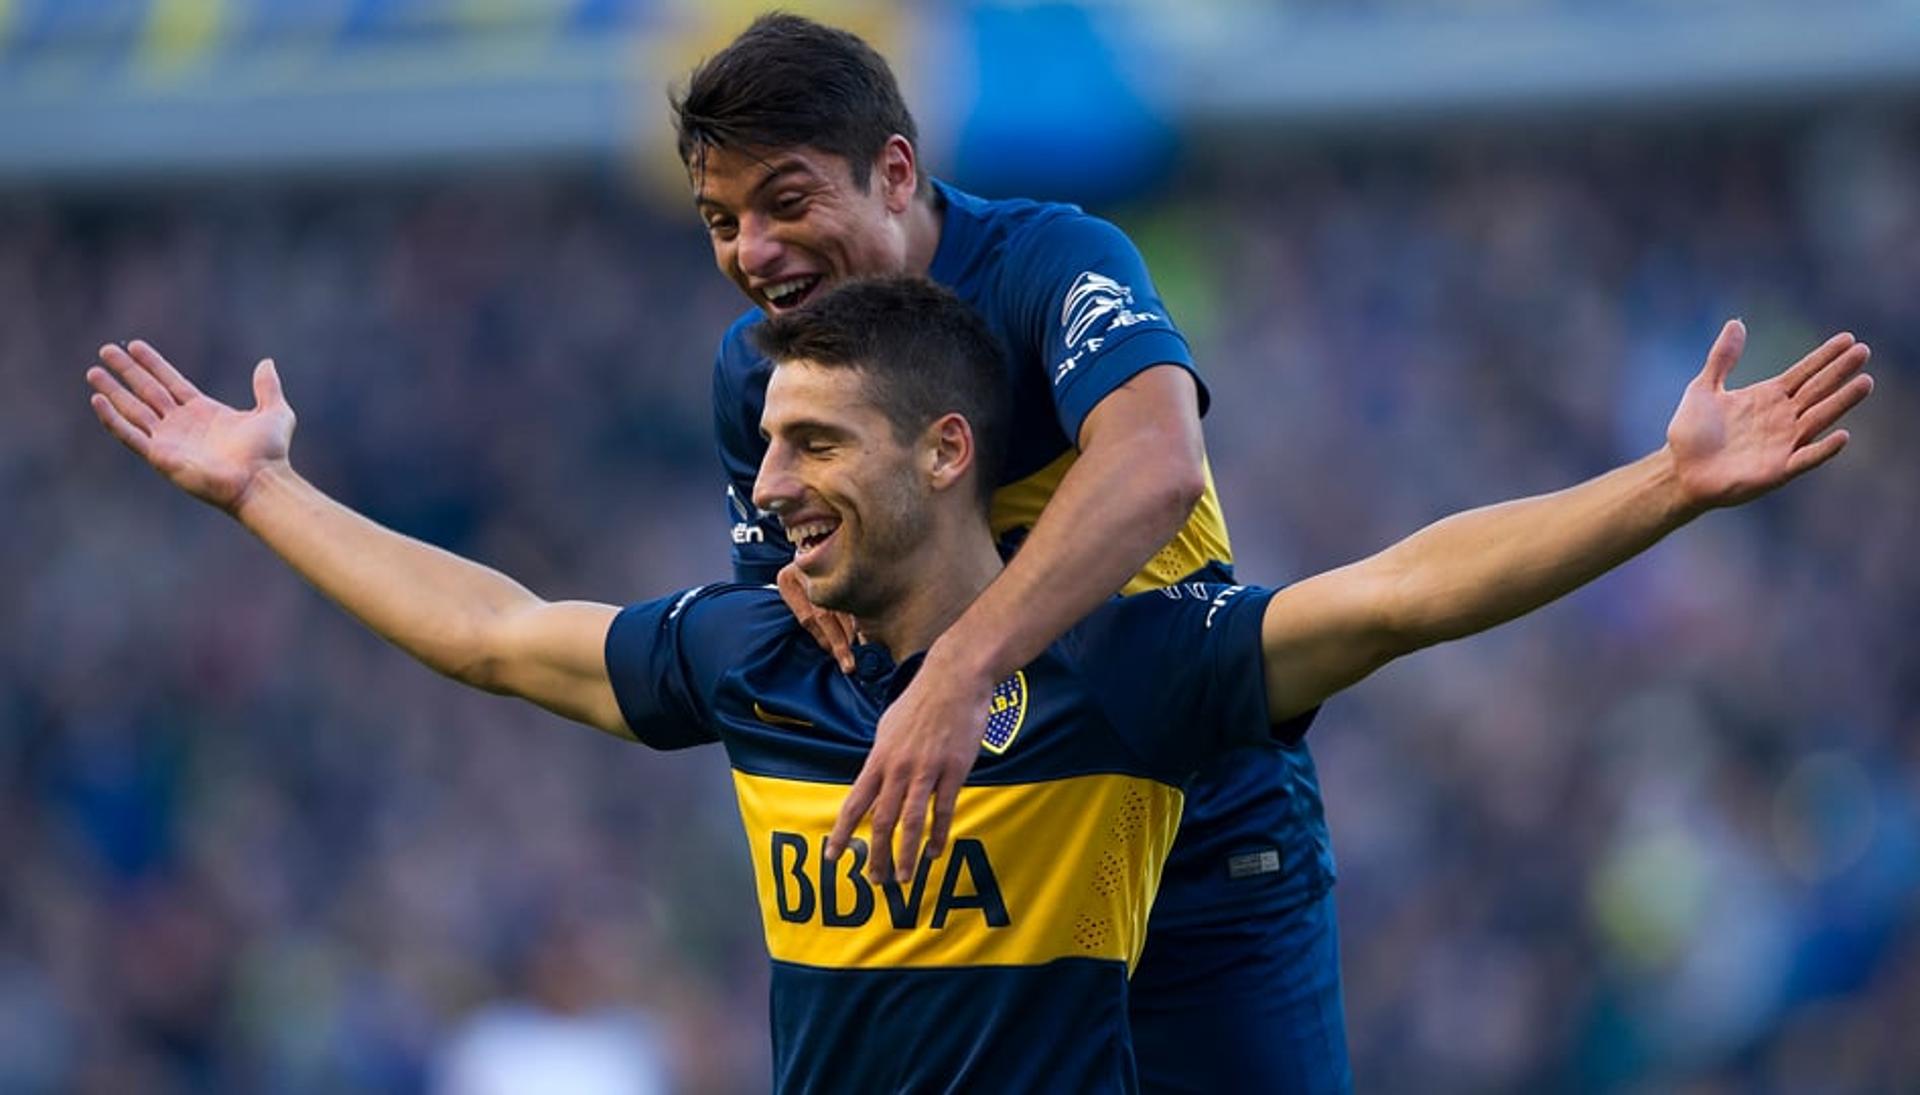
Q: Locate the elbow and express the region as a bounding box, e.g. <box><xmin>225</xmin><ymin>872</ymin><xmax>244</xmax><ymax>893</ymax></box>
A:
<box><xmin>438</xmin><ymin>616</ymin><xmax>515</xmax><ymax>694</ymax></box>
<box><xmin>451</xmin><ymin>651</ymin><xmax>508</xmax><ymax>694</ymax></box>
<box><xmin>1144</xmin><ymin>445</ymin><xmax>1207</xmax><ymax>536</ymax></box>
<box><xmin>1354</xmin><ymin>556</ymin><xmax>1434</xmax><ymax>665</ymax></box>
<box><xmin>1167</xmin><ymin>456</ymin><xmax>1207</xmax><ymax>517</ymax></box>
<box><xmin>1369</xmin><ymin>613</ymin><xmax>1425</xmax><ymax>669</ymax></box>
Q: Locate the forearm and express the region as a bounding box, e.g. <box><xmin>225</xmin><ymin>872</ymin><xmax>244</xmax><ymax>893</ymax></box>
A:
<box><xmin>1373</xmin><ymin>448</ymin><xmax>1699</xmax><ymax>650</ymax></box>
<box><xmin>234</xmin><ymin>462</ymin><xmax>544</xmax><ymax>684</ymax></box>
<box><xmin>931</xmin><ymin>435</ymin><xmax>1202</xmax><ymax>679</ymax></box>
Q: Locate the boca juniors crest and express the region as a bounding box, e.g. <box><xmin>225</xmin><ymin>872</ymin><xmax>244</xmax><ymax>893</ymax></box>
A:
<box><xmin>981</xmin><ymin>672</ymin><xmax>1028</xmax><ymax>755</ymax></box>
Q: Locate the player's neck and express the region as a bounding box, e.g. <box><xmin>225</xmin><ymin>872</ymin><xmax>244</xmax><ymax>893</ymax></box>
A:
<box><xmin>856</xmin><ymin>523</ymin><xmax>1002</xmax><ymax>661</ymax></box>
<box><xmin>902</xmin><ymin>186</ymin><xmax>944</xmax><ymax>277</ymax></box>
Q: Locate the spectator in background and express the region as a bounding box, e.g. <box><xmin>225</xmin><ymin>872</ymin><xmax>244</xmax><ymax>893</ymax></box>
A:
<box><xmin>433</xmin><ymin>913</ymin><xmax>670</xmax><ymax>1095</ymax></box>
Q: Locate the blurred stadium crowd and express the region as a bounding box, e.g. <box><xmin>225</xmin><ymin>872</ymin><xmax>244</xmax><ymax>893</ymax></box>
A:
<box><xmin>4</xmin><ymin>116</ymin><xmax>1917</xmax><ymax>1092</ymax></box>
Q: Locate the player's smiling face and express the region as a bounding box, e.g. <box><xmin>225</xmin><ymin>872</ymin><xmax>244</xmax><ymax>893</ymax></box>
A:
<box><xmin>752</xmin><ymin>361</ymin><xmax>933</xmax><ymax>617</ymax></box>
<box><xmin>692</xmin><ymin>142</ymin><xmax>915</xmax><ymax>316</ymax></box>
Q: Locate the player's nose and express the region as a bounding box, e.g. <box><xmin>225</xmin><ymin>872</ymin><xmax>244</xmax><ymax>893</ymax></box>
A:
<box><xmin>737</xmin><ymin>216</ymin><xmax>785</xmax><ymax>279</ymax></box>
<box><xmin>752</xmin><ymin>443</ymin><xmax>800</xmax><ymax>514</ymax></box>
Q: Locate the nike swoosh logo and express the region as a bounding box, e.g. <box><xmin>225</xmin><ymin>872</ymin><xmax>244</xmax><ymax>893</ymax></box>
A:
<box><xmin>753</xmin><ymin>701</ymin><xmax>814</xmax><ymax>728</ymax></box>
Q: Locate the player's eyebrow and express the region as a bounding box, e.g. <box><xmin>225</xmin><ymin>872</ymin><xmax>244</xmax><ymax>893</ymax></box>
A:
<box><xmin>695</xmin><ymin>158</ymin><xmax>818</xmax><ymax>213</ymax></box>
<box><xmin>761</xmin><ymin>416</ymin><xmax>853</xmax><ymax>443</ymax></box>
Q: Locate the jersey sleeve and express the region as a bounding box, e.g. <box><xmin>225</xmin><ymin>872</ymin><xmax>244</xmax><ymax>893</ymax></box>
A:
<box><xmin>603</xmin><ymin>585</ymin><xmax>762</xmax><ymax>751</ymax></box>
<box><xmin>1007</xmin><ymin>214</ymin><xmax>1208</xmax><ymax>442</ymax></box>
<box><xmin>1069</xmin><ymin>584</ymin><xmax>1314</xmax><ymax>776</ymax></box>
<box><xmin>711</xmin><ymin>330</ymin><xmax>794</xmax><ymax>584</ymax></box>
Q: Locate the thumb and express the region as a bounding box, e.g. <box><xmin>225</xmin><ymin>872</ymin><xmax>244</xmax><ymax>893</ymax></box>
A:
<box><xmin>253</xmin><ymin>358</ymin><xmax>284</xmax><ymax>409</ymax></box>
<box><xmin>1701</xmin><ymin>319</ymin><xmax>1745</xmax><ymax>389</ymax></box>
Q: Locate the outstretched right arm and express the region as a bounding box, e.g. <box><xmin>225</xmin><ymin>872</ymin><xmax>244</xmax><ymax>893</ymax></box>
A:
<box><xmin>1256</xmin><ymin>322</ymin><xmax>1873</xmax><ymax>724</ymax></box>
<box><xmin>87</xmin><ymin>341</ymin><xmax>627</xmax><ymax>737</ymax></box>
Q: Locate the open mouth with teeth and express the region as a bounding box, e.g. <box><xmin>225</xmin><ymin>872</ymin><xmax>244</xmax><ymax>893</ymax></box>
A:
<box><xmin>763</xmin><ymin>275</ymin><xmax>825</xmax><ymax>312</ymax></box>
<box><xmin>787</xmin><ymin>517</ymin><xmax>842</xmax><ymax>566</ymax></box>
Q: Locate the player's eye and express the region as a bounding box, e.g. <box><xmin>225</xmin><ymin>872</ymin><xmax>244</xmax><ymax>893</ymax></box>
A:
<box><xmin>772</xmin><ymin>193</ymin><xmax>807</xmax><ymax>216</ymax></box>
<box><xmin>706</xmin><ymin>217</ymin><xmax>738</xmax><ymax>240</ymax></box>
<box><xmin>794</xmin><ymin>432</ymin><xmax>841</xmax><ymax>456</ymax></box>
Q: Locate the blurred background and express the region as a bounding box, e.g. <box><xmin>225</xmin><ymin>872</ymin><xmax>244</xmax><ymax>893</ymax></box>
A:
<box><xmin>3</xmin><ymin>0</ymin><xmax>1917</xmax><ymax>1091</ymax></box>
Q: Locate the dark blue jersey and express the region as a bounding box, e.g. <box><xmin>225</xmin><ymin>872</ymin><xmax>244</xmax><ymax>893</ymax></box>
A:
<box><xmin>605</xmin><ymin>582</ymin><xmax>1308</xmax><ymax>1093</ymax></box>
<box><xmin>714</xmin><ymin>179</ymin><xmax>1233</xmax><ymax>590</ymax></box>
<box><xmin>711</xmin><ymin>180</ymin><xmax>1334</xmax><ymax>937</ymax></box>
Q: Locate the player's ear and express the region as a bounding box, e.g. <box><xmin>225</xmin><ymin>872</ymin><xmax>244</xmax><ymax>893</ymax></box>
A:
<box><xmin>876</xmin><ymin>135</ymin><xmax>917</xmax><ymax>214</ymax></box>
<box><xmin>923</xmin><ymin>412</ymin><xmax>973</xmax><ymax>494</ymax></box>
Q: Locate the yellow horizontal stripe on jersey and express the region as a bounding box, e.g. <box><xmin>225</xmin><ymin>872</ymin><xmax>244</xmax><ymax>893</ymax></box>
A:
<box><xmin>732</xmin><ymin>770</ymin><xmax>1184</xmax><ymax>972</ymax></box>
<box><xmin>991</xmin><ymin>454</ymin><xmax>1234</xmax><ymax>595</ymax></box>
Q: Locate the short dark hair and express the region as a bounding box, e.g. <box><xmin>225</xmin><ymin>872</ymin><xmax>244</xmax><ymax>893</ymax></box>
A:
<box><xmin>750</xmin><ymin>277</ymin><xmax>1008</xmax><ymax>508</ymax></box>
<box><xmin>671</xmin><ymin>13</ymin><xmax>919</xmax><ymax>190</ymax></box>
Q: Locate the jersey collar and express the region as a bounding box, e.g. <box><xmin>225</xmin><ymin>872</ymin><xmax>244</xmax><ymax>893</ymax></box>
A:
<box><xmin>850</xmin><ymin>640</ymin><xmax>927</xmax><ymax>706</ymax></box>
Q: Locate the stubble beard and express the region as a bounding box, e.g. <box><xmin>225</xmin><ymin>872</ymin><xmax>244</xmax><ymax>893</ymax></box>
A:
<box><xmin>807</xmin><ymin>474</ymin><xmax>932</xmax><ymax>623</ymax></box>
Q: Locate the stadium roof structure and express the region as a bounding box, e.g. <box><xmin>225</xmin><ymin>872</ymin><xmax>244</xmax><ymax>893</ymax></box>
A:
<box><xmin>1141</xmin><ymin>0</ymin><xmax>1920</xmax><ymax>130</ymax></box>
<box><xmin>0</xmin><ymin>0</ymin><xmax>1915</xmax><ymax>185</ymax></box>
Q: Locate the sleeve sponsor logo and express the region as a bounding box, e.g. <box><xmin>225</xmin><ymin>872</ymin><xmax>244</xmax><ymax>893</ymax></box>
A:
<box><xmin>1054</xmin><ymin>270</ymin><xmax>1164</xmax><ymax>385</ymax></box>
<box><xmin>1157</xmin><ymin>583</ymin><xmax>1246</xmax><ymax>629</ymax></box>
<box><xmin>727</xmin><ymin>483</ymin><xmax>756</xmax><ymax>522</ymax></box>
<box><xmin>728</xmin><ymin>483</ymin><xmax>769</xmax><ymax>544</ymax></box>
<box><xmin>1152</xmin><ymin>580</ymin><xmax>1244</xmax><ymax>622</ymax></box>
<box><xmin>1205</xmin><ymin>585</ymin><xmax>1246</xmax><ymax>630</ymax></box>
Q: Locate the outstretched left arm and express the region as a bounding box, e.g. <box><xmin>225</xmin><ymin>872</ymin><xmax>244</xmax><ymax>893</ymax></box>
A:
<box><xmin>1259</xmin><ymin>322</ymin><xmax>1875</xmax><ymax>722</ymax></box>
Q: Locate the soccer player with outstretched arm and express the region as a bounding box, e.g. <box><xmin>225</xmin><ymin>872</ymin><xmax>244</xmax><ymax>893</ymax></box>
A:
<box><xmin>87</xmin><ymin>275</ymin><xmax>1869</xmax><ymax>1093</ymax></box>
<box><xmin>671</xmin><ymin>19</ymin><xmax>1340</xmax><ymax>1084</ymax></box>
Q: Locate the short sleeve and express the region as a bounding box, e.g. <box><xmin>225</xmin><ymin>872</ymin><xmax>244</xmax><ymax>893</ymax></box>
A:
<box><xmin>711</xmin><ymin>325</ymin><xmax>795</xmax><ymax>583</ymax></box>
<box><xmin>603</xmin><ymin>585</ymin><xmax>758</xmax><ymax>751</ymax></box>
<box><xmin>1068</xmin><ymin>584</ymin><xmax>1313</xmax><ymax>776</ymax></box>
<box><xmin>1007</xmin><ymin>215</ymin><xmax>1207</xmax><ymax>442</ymax></box>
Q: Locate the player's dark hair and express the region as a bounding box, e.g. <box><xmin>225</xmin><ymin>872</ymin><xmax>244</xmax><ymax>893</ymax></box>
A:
<box><xmin>751</xmin><ymin>277</ymin><xmax>1008</xmax><ymax>510</ymax></box>
<box><xmin>670</xmin><ymin>12</ymin><xmax>919</xmax><ymax>190</ymax></box>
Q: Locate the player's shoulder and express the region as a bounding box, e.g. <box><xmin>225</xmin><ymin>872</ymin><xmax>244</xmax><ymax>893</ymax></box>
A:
<box><xmin>978</xmin><ymin>190</ymin><xmax>1137</xmax><ymax>268</ymax></box>
<box><xmin>935</xmin><ymin>179</ymin><xmax>1105</xmax><ymax>267</ymax></box>
<box><xmin>1064</xmin><ymin>582</ymin><xmax>1273</xmax><ymax>660</ymax></box>
<box><xmin>716</xmin><ymin>308</ymin><xmax>768</xmax><ymax>368</ymax></box>
<box><xmin>667</xmin><ymin>580</ymin><xmax>787</xmax><ymax>624</ymax></box>
<box><xmin>620</xmin><ymin>581</ymin><xmax>790</xmax><ymax>647</ymax></box>
<box><xmin>1104</xmin><ymin>580</ymin><xmax>1267</xmax><ymax>619</ymax></box>
<box><xmin>962</xmin><ymin>192</ymin><xmax>1150</xmax><ymax>318</ymax></box>
<box><xmin>713</xmin><ymin>308</ymin><xmax>772</xmax><ymax>415</ymax></box>
<box><xmin>937</xmin><ymin>178</ymin><xmax>1082</xmax><ymax>227</ymax></box>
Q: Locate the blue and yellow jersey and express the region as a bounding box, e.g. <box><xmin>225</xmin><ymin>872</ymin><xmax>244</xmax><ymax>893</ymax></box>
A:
<box><xmin>715</xmin><ymin>178</ymin><xmax>1231</xmax><ymax>593</ymax></box>
<box><xmin>605</xmin><ymin>581</ymin><xmax>1307</xmax><ymax>1092</ymax></box>
<box><xmin>710</xmin><ymin>180</ymin><xmax>1335</xmax><ymax>930</ymax></box>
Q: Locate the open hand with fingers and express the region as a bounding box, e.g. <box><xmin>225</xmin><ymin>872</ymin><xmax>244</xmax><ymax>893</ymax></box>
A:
<box><xmin>827</xmin><ymin>648</ymin><xmax>994</xmax><ymax>885</ymax></box>
<box><xmin>1667</xmin><ymin>321</ymin><xmax>1874</xmax><ymax>511</ymax></box>
<box><xmin>87</xmin><ymin>342</ymin><xmax>295</xmax><ymax>513</ymax></box>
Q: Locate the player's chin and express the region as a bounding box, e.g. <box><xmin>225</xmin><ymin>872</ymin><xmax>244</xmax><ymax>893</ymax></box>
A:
<box><xmin>803</xmin><ymin>572</ymin><xmax>855</xmax><ymax>617</ymax></box>
<box><xmin>790</xmin><ymin>550</ymin><xmax>832</xmax><ymax>591</ymax></box>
